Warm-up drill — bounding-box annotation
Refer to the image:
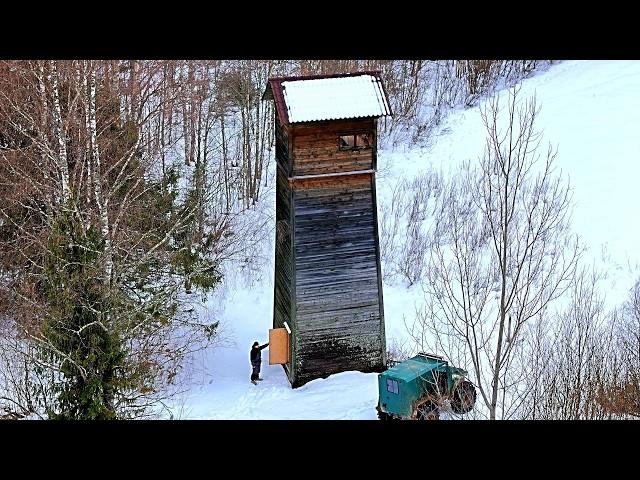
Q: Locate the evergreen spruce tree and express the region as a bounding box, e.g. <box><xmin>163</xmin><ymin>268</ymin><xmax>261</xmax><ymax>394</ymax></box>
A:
<box><xmin>42</xmin><ymin>205</ymin><xmax>126</xmax><ymax>419</ymax></box>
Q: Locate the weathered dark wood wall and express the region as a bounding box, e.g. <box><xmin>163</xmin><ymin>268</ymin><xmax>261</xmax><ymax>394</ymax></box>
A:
<box><xmin>292</xmin><ymin>174</ymin><xmax>385</xmax><ymax>386</ymax></box>
<box><xmin>273</xmin><ymin>114</ymin><xmax>386</xmax><ymax>388</ymax></box>
<box><xmin>273</xmin><ymin>115</ymin><xmax>295</xmax><ymax>375</ymax></box>
<box><xmin>275</xmin><ymin>116</ymin><xmax>291</xmax><ymax>174</ymax></box>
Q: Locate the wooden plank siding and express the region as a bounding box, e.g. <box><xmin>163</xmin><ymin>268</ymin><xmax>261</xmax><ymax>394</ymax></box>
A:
<box><xmin>274</xmin><ymin>115</ymin><xmax>291</xmax><ymax>175</ymax></box>
<box><xmin>291</xmin><ymin>174</ymin><xmax>385</xmax><ymax>386</ymax></box>
<box><xmin>290</xmin><ymin>119</ymin><xmax>375</xmax><ymax>176</ymax></box>
<box><xmin>273</xmin><ymin>116</ymin><xmax>386</xmax><ymax>388</ymax></box>
<box><xmin>273</xmin><ymin>164</ymin><xmax>295</xmax><ymax>379</ymax></box>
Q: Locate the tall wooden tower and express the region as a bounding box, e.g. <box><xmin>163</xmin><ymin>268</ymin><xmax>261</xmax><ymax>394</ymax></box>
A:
<box><xmin>263</xmin><ymin>71</ymin><xmax>392</xmax><ymax>387</ymax></box>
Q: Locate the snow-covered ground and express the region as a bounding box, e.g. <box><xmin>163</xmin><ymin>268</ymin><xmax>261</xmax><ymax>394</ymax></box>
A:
<box><xmin>172</xmin><ymin>60</ymin><xmax>640</xmax><ymax>419</ymax></box>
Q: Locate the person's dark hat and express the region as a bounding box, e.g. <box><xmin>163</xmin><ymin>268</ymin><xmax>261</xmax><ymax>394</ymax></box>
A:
<box><xmin>253</xmin><ymin>341</ymin><xmax>259</xmax><ymax>347</ymax></box>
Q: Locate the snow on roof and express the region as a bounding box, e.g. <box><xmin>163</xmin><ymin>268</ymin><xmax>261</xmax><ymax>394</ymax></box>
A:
<box><xmin>273</xmin><ymin>73</ymin><xmax>392</xmax><ymax>124</ymax></box>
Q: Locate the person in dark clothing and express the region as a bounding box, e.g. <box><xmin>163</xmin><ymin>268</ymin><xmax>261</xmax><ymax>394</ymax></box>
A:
<box><xmin>250</xmin><ymin>341</ymin><xmax>269</xmax><ymax>385</ymax></box>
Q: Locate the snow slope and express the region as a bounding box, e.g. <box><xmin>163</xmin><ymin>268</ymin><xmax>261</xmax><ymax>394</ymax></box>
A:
<box><xmin>173</xmin><ymin>60</ymin><xmax>640</xmax><ymax>419</ymax></box>
<box><xmin>418</xmin><ymin>60</ymin><xmax>640</xmax><ymax>307</ymax></box>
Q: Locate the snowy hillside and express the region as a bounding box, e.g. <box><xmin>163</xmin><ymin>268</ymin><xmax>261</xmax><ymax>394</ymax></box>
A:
<box><xmin>171</xmin><ymin>60</ymin><xmax>640</xmax><ymax>420</ymax></box>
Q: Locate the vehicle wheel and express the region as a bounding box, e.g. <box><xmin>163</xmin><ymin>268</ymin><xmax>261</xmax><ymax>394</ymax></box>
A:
<box><xmin>451</xmin><ymin>380</ymin><xmax>477</xmax><ymax>414</ymax></box>
<box><xmin>377</xmin><ymin>410</ymin><xmax>390</xmax><ymax>421</ymax></box>
<box><xmin>416</xmin><ymin>400</ymin><xmax>439</xmax><ymax>420</ymax></box>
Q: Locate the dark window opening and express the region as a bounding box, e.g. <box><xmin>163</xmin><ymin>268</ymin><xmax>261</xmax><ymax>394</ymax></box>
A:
<box><xmin>339</xmin><ymin>134</ymin><xmax>355</xmax><ymax>149</ymax></box>
<box><xmin>386</xmin><ymin>378</ymin><xmax>399</xmax><ymax>394</ymax></box>
<box><xmin>339</xmin><ymin>132</ymin><xmax>372</xmax><ymax>151</ymax></box>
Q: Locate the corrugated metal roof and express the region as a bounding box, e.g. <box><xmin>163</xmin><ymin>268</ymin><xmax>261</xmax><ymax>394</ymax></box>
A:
<box><xmin>268</xmin><ymin>73</ymin><xmax>391</xmax><ymax>124</ymax></box>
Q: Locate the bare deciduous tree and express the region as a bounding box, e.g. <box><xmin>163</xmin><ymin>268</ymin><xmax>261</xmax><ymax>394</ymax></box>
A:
<box><xmin>379</xmin><ymin>171</ymin><xmax>442</xmax><ymax>285</ymax></box>
<box><xmin>409</xmin><ymin>87</ymin><xmax>581</xmax><ymax>419</ymax></box>
<box><xmin>514</xmin><ymin>266</ymin><xmax>615</xmax><ymax>419</ymax></box>
<box><xmin>599</xmin><ymin>279</ymin><xmax>640</xmax><ymax>418</ymax></box>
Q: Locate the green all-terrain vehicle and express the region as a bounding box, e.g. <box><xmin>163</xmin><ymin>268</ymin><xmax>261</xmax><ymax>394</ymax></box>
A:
<box><xmin>376</xmin><ymin>353</ymin><xmax>477</xmax><ymax>420</ymax></box>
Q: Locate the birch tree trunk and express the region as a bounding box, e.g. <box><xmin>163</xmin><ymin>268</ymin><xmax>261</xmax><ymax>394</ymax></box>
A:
<box><xmin>49</xmin><ymin>61</ymin><xmax>70</xmax><ymax>204</ymax></box>
<box><xmin>86</xmin><ymin>62</ymin><xmax>113</xmax><ymax>285</ymax></box>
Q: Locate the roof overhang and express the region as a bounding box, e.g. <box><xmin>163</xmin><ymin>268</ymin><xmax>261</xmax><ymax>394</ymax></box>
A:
<box><xmin>262</xmin><ymin>71</ymin><xmax>393</xmax><ymax>126</ymax></box>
